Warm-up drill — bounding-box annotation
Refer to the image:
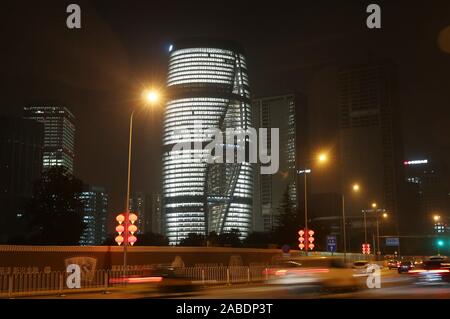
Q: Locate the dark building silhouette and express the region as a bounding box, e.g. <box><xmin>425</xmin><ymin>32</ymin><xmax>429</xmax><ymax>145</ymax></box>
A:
<box><xmin>0</xmin><ymin>117</ymin><xmax>43</xmax><ymax>243</ymax></box>
<box><xmin>252</xmin><ymin>93</ymin><xmax>308</xmax><ymax>232</ymax></box>
<box><xmin>338</xmin><ymin>62</ymin><xmax>403</xmax><ymax>251</ymax></box>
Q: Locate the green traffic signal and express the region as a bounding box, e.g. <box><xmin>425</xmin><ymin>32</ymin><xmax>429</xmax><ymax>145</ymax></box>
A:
<box><xmin>437</xmin><ymin>240</ymin><xmax>444</xmax><ymax>247</ymax></box>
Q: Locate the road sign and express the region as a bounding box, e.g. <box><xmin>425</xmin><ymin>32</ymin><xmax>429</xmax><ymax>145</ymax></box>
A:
<box><xmin>385</xmin><ymin>237</ymin><xmax>400</xmax><ymax>247</ymax></box>
<box><xmin>326</xmin><ymin>235</ymin><xmax>337</xmax><ymax>252</ymax></box>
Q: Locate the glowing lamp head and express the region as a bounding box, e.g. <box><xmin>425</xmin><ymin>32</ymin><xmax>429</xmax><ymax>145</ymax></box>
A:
<box><xmin>116</xmin><ymin>214</ymin><xmax>125</xmax><ymax>224</ymax></box>
<box><xmin>143</xmin><ymin>90</ymin><xmax>159</xmax><ymax>105</ymax></box>
<box><xmin>308</xmin><ymin>230</ymin><xmax>315</xmax><ymax>236</ymax></box>
<box><xmin>128</xmin><ymin>224</ymin><xmax>138</xmax><ymax>235</ymax></box>
<box><xmin>115</xmin><ymin>235</ymin><xmax>124</xmax><ymax>246</ymax></box>
<box><xmin>298</xmin><ymin>230</ymin><xmax>305</xmax><ymax>236</ymax></box>
<box><xmin>128</xmin><ymin>235</ymin><xmax>137</xmax><ymax>246</ymax></box>
<box><xmin>129</xmin><ymin>213</ymin><xmax>138</xmax><ymax>224</ymax></box>
<box><xmin>371</xmin><ymin>202</ymin><xmax>377</xmax><ymax>209</ymax></box>
<box><xmin>317</xmin><ymin>153</ymin><xmax>328</xmax><ymax>163</ymax></box>
<box><xmin>115</xmin><ymin>225</ymin><xmax>125</xmax><ymax>235</ymax></box>
<box><xmin>299</xmin><ymin>243</ymin><xmax>305</xmax><ymax>250</ymax></box>
<box><xmin>383</xmin><ymin>213</ymin><xmax>388</xmax><ymax>218</ymax></box>
<box><xmin>433</xmin><ymin>215</ymin><xmax>441</xmax><ymax>222</ymax></box>
<box><xmin>308</xmin><ymin>243</ymin><xmax>315</xmax><ymax>250</ymax></box>
<box><xmin>352</xmin><ymin>184</ymin><xmax>360</xmax><ymax>192</ymax></box>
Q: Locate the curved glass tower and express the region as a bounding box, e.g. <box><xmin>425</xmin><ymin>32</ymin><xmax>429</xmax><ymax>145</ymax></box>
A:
<box><xmin>162</xmin><ymin>39</ymin><xmax>253</xmax><ymax>245</ymax></box>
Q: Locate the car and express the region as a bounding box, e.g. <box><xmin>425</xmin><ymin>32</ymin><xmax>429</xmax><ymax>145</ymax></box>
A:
<box><xmin>398</xmin><ymin>260</ymin><xmax>414</xmax><ymax>273</ymax></box>
<box><xmin>387</xmin><ymin>259</ymin><xmax>400</xmax><ymax>270</ymax></box>
<box><xmin>263</xmin><ymin>257</ymin><xmax>363</xmax><ymax>291</ymax></box>
<box><xmin>109</xmin><ymin>265</ymin><xmax>198</xmax><ymax>294</ymax></box>
<box><xmin>409</xmin><ymin>259</ymin><xmax>450</xmax><ymax>286</ymax></box>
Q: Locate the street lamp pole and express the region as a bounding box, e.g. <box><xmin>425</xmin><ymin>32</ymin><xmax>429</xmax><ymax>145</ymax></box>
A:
<box><xmin>123</xmin><ymin>110</ymin><xmax>135</xmax><ymax>277</ymax></box>
<box><xmin>304</xmin><ymin>168</ymin><xmax>308</xmax><ymax>257</ymax></box>
<box><xmin>364</xmin><ymin>211</ymin><xmax>367</xmax><ymax>244</ymax></box>
<box><xmin>376</xmin><ymin>214</ymin><xmax>381</xmax><ymax>258</ymax></box>
<box><xmin>342</xmin><ymin>195</ymin><xmax>347</xmax><ymax>263</ymax></box>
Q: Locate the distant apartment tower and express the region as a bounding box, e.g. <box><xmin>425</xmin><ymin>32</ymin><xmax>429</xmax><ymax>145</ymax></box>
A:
<box><xmin>129</xmin><ymin>193</ymin><xmax>162</xmax><ymax>234</ymax></box>
<box><xmin>339</xmin><ymin>62</ymin><xmax>402</xmax><ymax>230</ymax></box>
<box><xmin>0</xmin><ymin>117</ymin><xmax>43</xmax><ymax>243</ymax></box>
<box><xmin>79</xmin><ymin>185</ymin><xmax>108</xmax><ymax>246</ymax></box>
<box><xmin>162</xmin><ymin>39</ymin><xmax>253</xmax><ymax>244</ymax></box>
<box><xmin>23</xmin><ymin>106</ymin><xmax>75</xmax><ymax>174</ymax></box>
<box><xmin>252</xmin><ymin>94</ymin><xmax>308</xmax><ymax>232</ymax></box>
<box><xmin>403</xmin><ymin>158</ymin><xmax>449</xmax><ymax>234</ymax></box>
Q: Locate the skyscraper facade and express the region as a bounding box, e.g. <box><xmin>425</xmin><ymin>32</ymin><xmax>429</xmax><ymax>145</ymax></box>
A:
<box><xmin>23</xmin><ymin>106</ymin><xmax>75</xmax><ymax>174</ymax></box>
<box><xmin>79</xmin><ymin>185</ymin><xmax>108</xmax><ymax>246</ymax></box>
<box><xmin>338</xmin><ymin>62</ymin><xmax>403</xmax><ymax>241</ymax></box>
<box><xmin>0</xmin><ymin>117</ymin><xmax>43</xmax><ymax>243</ymax></box>
<box><xmin>162</xmin><ymin>39</ymin><xmax>252</xmax><ymax>244</ymax></box>
<box><xmin>252</xmin><ymin>93</ymin><xmax>308</xmax><ymax>232</ymax></box>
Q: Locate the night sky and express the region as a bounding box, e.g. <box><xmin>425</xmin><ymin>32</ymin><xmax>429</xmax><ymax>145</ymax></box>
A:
<box><xmin>1</xmin><ymin>0</ymin><xmax>450</xmax><ymax>226</ymax></box>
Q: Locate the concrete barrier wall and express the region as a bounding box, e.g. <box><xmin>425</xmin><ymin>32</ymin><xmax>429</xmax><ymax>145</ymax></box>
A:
<box><xmin>0</xmin><ymin>245</ymin><xmax>368</xmax><ymax>273</ymax></box>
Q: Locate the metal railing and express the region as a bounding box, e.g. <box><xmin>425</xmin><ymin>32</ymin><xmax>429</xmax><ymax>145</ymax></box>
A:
<box><xmin>0</xmin><ymin>269</ymin><xmax>145</xmax><ymax>298</ymax></box>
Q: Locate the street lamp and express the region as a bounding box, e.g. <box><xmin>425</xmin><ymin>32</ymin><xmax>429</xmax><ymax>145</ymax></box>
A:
<box><xmin>298</xmin><ymin>151</ymin><xmax>328</xmax><ymax>256</ymax></box>
<box><xmin>123</xmin><ymin>88</ymin><xmax>161</xmax><ymax>276</ymax></box>
<box><xmin>342</xmin><ymin>182</ymin><xmax>361</xmax><ymax>262</ymax></box>
<box><xmin>433</xmin><ymin>215</ymin><xmax>441</xmax><ymax>222</ymax></box>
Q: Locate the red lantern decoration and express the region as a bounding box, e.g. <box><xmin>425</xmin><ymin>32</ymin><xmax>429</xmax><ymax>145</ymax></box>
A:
<box><xmin>129</xmin><ymin>213</ymin><xmax>138</xmax><ymax>224</ymax></box>
<box><xmin>116</xmin><ymin>225</ymin><xmax>125</xmax><ymax>235</ymax></box>
<box><xmin>115</xmin><ymin>212</ymin><xmax>139</xmax><ymax>246</ymax></box>
<box><xmin>128</xmin><ymin>224</ymin><xmax>138</xmax><ymax>235</ymax></box>
<box><xmin>128</xmin><ymin>235</ymin><xmax>137</xmax><ymax>246</ymax></box>
<box><xmin>116</xmin><ymin>214</ymin><xmax>125</xmax><ymax>224</ymax></box>
<box><xmin>115</xmin><ymin>235</ymin><xmax>124</xmax><ymax>245</ymax></box>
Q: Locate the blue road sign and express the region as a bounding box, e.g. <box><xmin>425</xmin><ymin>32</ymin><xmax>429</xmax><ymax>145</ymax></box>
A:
<box><xmin>385</xmin><ymin>237</ymin><xmax>400</xmax><ymax>247</ymax></box>
<box><xmin>327</xmin><ymin>235</ymin><xmax>337</xmax><ymax>252</ymax></box>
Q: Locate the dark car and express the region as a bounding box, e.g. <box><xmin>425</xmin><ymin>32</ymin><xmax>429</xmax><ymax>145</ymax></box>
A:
<box><xmin>387</xmin><ymin>260</ymin><xmax>400</xmax><ymax>270</ymax></box>
<box><xmin>412</xmin><ymin>259</ymin><xmax>450</xmax><ymax>285</ymax></box>
<box><xmin>398</xmin><ymin>261</ymin><xmax>414</xmax><ymax>273</ymax></box>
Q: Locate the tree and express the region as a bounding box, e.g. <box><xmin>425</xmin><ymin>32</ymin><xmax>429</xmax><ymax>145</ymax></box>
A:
<box><xmin>243</xmin><ymin>232</ymin><xmax>274</xmax><ymax>248</ymax></box>
<box><xmin>273</xmin><ymin>186</ymin><xmax>302</xmax><ymax>248</ymax></box>
<box><xmin>24</xmin><ymin>166</ymin><xmax>85</xmax><ymax>245</ymax></box>
<box><xmin>179</xmin><ymin>233</ymin><xmax>206</xmax><ymax>246</ymax></box>
<box><xmin>137</xmin><ymin>232</ymin><xmax>169</xmax><ymax>246</ymax></box>
<box><xmin>217</xmin><ymin>229</ymin><xmax>242</xmax><ymax>247</ymax></box>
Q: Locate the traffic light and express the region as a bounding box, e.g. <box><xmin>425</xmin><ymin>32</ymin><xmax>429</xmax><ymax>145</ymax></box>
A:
<box><xmin>298</xmin><ymin>230</ymin><xmax>305</xmax><ymax>250</ymax></box>
<box><xmin>308</xmin><ymin>230</ymin><xmax>315</xmax><ymax>250</ymax></box>
<box><xmin>437</xmin><ymin>240</ymin><xmax>444</xmax><ymax>247</ymax></box>
<box><xmin>362</xmin><ymin>243</ymin><xmax>371</xmax><ymax>255</ymax></box>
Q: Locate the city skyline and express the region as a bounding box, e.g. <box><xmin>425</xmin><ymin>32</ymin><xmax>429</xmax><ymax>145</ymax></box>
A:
<box><xmin>0</xmin><ymin>1</ymin><xmax>449</xmax><ymax>241</ymax></box>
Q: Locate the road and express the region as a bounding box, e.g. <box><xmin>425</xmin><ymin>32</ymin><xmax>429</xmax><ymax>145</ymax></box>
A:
<box><xmin>22</xmin><ymin>269</ymin><xmax>450</xmax><ymax>299</ymax></box>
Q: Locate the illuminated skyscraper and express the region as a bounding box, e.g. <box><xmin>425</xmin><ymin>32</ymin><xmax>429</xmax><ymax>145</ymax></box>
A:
<box><xmin>23</xmin><ymin>105</ymin><xmax>75</xmax><ymax>174</ymax></box>
<box><xmin>79</xmin><ymin>185</ymin><xmax>108</xmax><ymax>246</ymax></box>
<box><xmin>162</xmin><ymin>39</ymin><xmax>252</xmax><ymax>244</ymax></box>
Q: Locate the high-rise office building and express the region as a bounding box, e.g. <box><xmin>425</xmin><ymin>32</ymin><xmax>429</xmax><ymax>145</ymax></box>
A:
<box><xmin>79</xmin><ymin>185</ymin><xmax>108</xmax><ymax>246</ymax></box>
<box><xmin>162</xmin><ymin>39</ymin><xmax>252</xmax><ymax>244</ymax></box>
<box><xmin>129</xmin><ymin>193</ymin><xmax>162</xmax><ymax>234</ymax></box>
<box><xmin>252</xmin><ymin>94</ymin><xmax>308</xmax><ymax>232</ymax></box>
<box><xmin>23</xmin><ymin>105</ymin><xmax>75</xmax><ymax>174</ymax></box>
<box><xmin>338</xmin><ymin>62</ymin><xmax>403</xmax><ymax>241</ymax></box>
<box><xmin>403</xmin><ymin>158</ymin><xmax>449</xmax><ymax>234</ymax></box>
<box><xmin>0</xmin><ymin>117</ymin><xmax>43</xmax><ymax>243</ymax></box>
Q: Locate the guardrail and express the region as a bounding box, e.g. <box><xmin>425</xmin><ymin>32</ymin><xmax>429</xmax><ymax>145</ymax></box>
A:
<box><xmin>0</xmin><ymin>269</ymin><xmax>144</xmax><ymax>298</ymax></box>
<box><xmin>0</xmin><ymin>266</ymin><xmax>270</xmax><ymax>298</ymax></box>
